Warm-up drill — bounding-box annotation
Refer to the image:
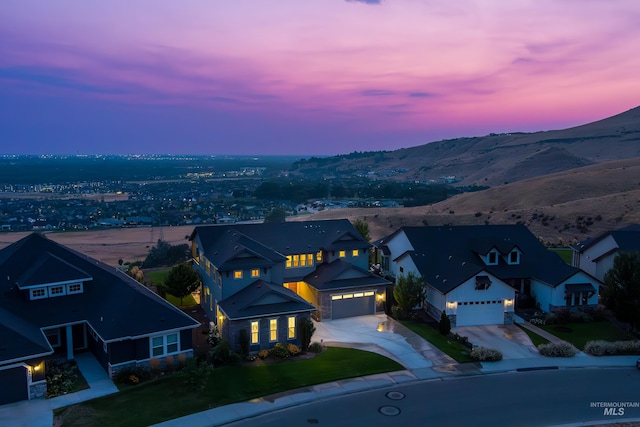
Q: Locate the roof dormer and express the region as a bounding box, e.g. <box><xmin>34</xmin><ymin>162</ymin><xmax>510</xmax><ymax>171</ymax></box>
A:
<box><xmin>485</xmin><ymin>249</ymin><xmax>499</xmax><ymax>266</ymax></box>
<box><xmin>507</xmin><ymin>248</ymin><xmax>521</xmax><ymax>265</ymax></box>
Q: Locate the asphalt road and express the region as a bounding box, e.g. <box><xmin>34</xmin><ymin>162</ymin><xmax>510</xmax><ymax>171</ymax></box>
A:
<box><xmin>226</xmin><ymin>368</ymin><xmax>640</xmax><ymax>427</ymax></box>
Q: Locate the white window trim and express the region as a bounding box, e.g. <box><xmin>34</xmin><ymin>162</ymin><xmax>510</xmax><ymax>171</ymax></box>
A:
<box><xmin>67</xmin><ymin>282</ymin><xmax>84</xmax><ymax>294</ymax></box>
<box><xmin>30</xmin><ymin>287</ymin><xmax>47</xmax><ymax>300</ymax></box>
<box><xmin>150</xmin><ymin>333</ymin><xmax>180</xmax><ymax>358</ymax></box>
<box><xmin>250</xmin><ymin>321</ymin><xmax>259</xmax><ymax>344</ymax></box>
<box><xmin>48</xmin><ymin>285</ymin><xmax>66</xmax><ymax>297</ymax></box>
<box><xmin>508</xmin><ymin>250</ymin><xmax>520</xmax><ymax>265</ymax></box>
<box><xmin>487</xmin><ymin>250</ymin><xmax>499</xmax><ymax>265</ymax></box>
<box><xmin>287</xmin><ymin>316</ymin><xmax>296</xmax><ymax>340</ymax></box>
<box><xmin>269</xmin><ymin>318</ymin><xmax>278</xmax><ymax>342</ymax></box>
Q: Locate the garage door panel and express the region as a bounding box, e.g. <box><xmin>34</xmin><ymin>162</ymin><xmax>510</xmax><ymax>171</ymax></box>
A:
<box><xmin>0</xmin><ymin>366</ymin><xmax>29</xmax><ymax>405</ymax></box>
<box><xmin>455</xmin><ymin>302</ymin><xmax>504</xmax><ymax>326</ymax></box>
<box><xmin>332</xmin><ymin>295</ymin><xmax>375</xmax><ymax>319</ymax></box>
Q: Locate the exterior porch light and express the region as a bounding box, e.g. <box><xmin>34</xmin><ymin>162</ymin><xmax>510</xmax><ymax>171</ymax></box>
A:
<box><xmin>504</xmin><ymin>299</ymin><xmax>514</xmax><ymax>309</ymax></box>
<box><xmin>446</xmin><ymin>301</ymin><xmax>457</xmax><ymax>313</ymax></box>
<box><xmin>376</xmin><ymin>293</ymin><xmax>385</xmax><ymax>301</ymax></box>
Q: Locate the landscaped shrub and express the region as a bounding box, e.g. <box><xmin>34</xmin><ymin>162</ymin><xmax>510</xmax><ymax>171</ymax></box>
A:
<box><xmin>529</xmin><ymin>318</ymin><xmax>546</xmax><ymax>326</ymax></box>
<box><xmin>176</xmin><ymin>357</ymin><xmax>213</xmax><ymax>391</ymax></box>
<box><xmin>177</xmin><ymin>353</ymin><xmax>187</xmax><ymax>369</ymax></box>
<box><xmin>211</xmin><ymin>338</ymin><xmax>240</xmax><ymax>366</ymax></box>
<box><xmin>149</xmin><ymin>358</ymin><xmax>161</xmax><ymax>375</ymax></box>
<box><xmin>391</xmin><ymin>305</ymin><xmax>406</xmax><ymax>320</ymax></box>
<box><xmin>569</xmin><ymin>311</ymin><xmax>593</xmax><ymax>323</ymax></box>
<box><xmin>287</xmin><ymin>343</ymin><xmax>301</xmax><ymax>356</ymax></box>
<box><xmin>308</xmin><ymin>342</ymin><xmax>323</xmax><ymax>354</ymax></box>
<box><xmin>470</xmin><ymin>347</ymin><xmax>503</xmax><ymax>362</ymax></box>
<box><xmin>449</xmin><ymin>332</ymin><xmax>470</xmax><ymax>347</ymax></box>
<box><xmin>164</xmin><ymin>355</ymin><xmax>175</xmax><ymax>373</ymax></box>
<box><xmin>45</xmin><ymin>360</ymin><xmax>77</xmax><ymax>398</ymax></box>
<box><xmin>258</xmin><ymin>349</ymin><xmax>269</xmax><ymax>359</ymax></box>
<box><xmin>439</xmin><ymin>311</ymin><xmax>451</xmax><ymax>335</ymax></box>
<box><xmin>298</xmin><ymin>318</ymin><xmax>316</xmax><ymax>351</ymax></box>
<box><xmin>113</xmin><ymin>366</ymin><xmax>151</xmax><ymax>386</ymax></box>
<box><xmin>269</xmin><ymin>343</ymin><xmax>290</xmax><ymax>359</ymax></box>
<box><xmin>537</xmin><ymin>341</ymin><xmax>578</xmax><ymax>357</ymax></box>
<box><xmin>238</xmin><ymin>329</ymin><xmax>250</xmax><ymax>356</ymax></box>
<box><xmin>584</xmin><ymin>340</ymin><xmax>640</xmax><ymax>356</ymax></box>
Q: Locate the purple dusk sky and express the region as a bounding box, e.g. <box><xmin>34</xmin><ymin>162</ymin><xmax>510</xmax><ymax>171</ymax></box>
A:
<box><xmin>1</xmin><ymin>0</ymin><xmax>639</xmax><ymax>156</ymax></box>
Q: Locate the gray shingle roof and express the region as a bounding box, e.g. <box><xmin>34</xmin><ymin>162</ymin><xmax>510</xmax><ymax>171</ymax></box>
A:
<box><xmin>304</xmin><ymin>259</ymin><xmax>391</xmax><ymax>291</ymax></box>
<box><xmin>0</xmin><ymin>233</ymin><xmax>200</xmax><ymax>364</ymax></box>
<box><xmin>383</xmin><ymin>224</ymin><xmax>583</xmax><ymax>293</ymax></box>
<box><xmin>218</xmin><ymin>280</ymin><xmax>315</xmax><ymax>320</ymax></box>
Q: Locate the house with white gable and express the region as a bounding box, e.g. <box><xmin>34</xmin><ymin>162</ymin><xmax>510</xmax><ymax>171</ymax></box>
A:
<box><xmin>374</xmin><ymin>224</ymin><xmax>601</xmax><ymax>327</ymax></box>
<box><xmin>571</xmin><ymin>224</ymin><xmax>640</xmax><ymax>282</ymax></box>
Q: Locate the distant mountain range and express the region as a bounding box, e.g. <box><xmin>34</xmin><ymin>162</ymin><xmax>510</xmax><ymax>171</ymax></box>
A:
<box><xmin>290</xmin><ymin>106</ymin><xmax>640</xmax><ymax>187</ymax></box>
<box><xmin>291</xmin><ymin>105</ymin><xmax>640</xmax><ymax>245</ymax></box>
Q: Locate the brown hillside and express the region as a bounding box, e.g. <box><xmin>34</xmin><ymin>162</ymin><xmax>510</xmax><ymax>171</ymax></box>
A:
<box><xmin>292</xmin><ymin>157</ymin><xmax>640</xmax><ymax>246</ymax></box>
<box><xmin>290</xmin><ymin>105</ymin><xmax>640</xmax><ymax>187</ymax></box>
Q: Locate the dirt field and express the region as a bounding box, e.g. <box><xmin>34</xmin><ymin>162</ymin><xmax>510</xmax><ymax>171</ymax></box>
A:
<box><xmin>0</xmin><ymin>226</ymin><xmax>194</xmax><ymax>266</ymax></box>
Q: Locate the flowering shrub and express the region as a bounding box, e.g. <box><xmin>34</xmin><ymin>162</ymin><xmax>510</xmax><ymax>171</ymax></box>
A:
<box><xmin>128</xmin><ymin>375</ymin><xmax>140</xmax><ymax>384</ymax></box>
<box><xmin>584</xmin><ymin>340</ymin><xmax>640</xmax><ymax>356</ymax></box>
<box><xmin>258</xmin><ymin>349</ymin><xmax>269</xmax><ymax>359</ymax></box>
<box><xmin>287</xmin><ymin>343</ymin><xmax>302</xmax><ymax>356</ymax></box>
<box><xmin>537</xmin><ymin>341</ymin><xmax>578</xmax><ymax>357</ymax></box>
<box><xmin>270</xmin><ymin>343</ymin><xmax>290</xmax><ymax>359</ymax></box>
<box><xmin>470</xmin><ymin>347</ymin><xmax>503</xmax><ymax>362</ymax></box>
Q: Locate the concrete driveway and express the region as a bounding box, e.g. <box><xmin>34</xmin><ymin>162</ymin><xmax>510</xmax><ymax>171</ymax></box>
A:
<box><xmin>313</xmin><ymin>314</ymin><xmax>455</xmax><ymax>369</ymax></box>
<box><xmin>453</xmin><ymin>324</ymin><xmax>542</xmax><ymax>359</ymax></box>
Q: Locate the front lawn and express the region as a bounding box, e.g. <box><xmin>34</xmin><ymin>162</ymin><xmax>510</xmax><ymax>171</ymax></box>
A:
<box><xmin>54</xmin><ymin>347</ymin><xmax>403</xmax><ymax>427</ymax></box>
<box><xmin>400</xmin><ymin>320</ymin><xmax>474</xmax><ymax>363</ymax></box>
<box><xmin>549</xmin><ymin>248</ymin><xmax>573</xmax><ymax>264</ymax></box>
<box><xmin>516</xmin><ymin>324</ymin><xmax>550</xmax><ymax>347</ymax></box>
<box><xmin>540</xmin><ymin>321</ymin><xmax>634</xmax><ymax>350</ymax></box>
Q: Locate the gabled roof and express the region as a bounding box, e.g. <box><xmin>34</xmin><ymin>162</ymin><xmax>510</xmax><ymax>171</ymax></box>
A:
<box><xmin>0</xmin><ymin>233</ymin><xmax>200</xmax><ymax>364</ymax></box>
<box><xmin>218</xmin><ymin>280</ymin><xmax>315</xmax><ymax>320</ymax></box>
<box><xmin>17</xmin><ymin>252</ymin><xmax>92</xmax><ymax>289</ymax></box>
<box><xmin>572</xmin><ymin>224</ymin><xmax>640</xmax><ymax>253</ymax></box>
<box><xmin>191</xmin><ymin>220</ymin><xmax>370</xmax><ymax>266</ymax></box>
<box><xmin>382</xmin><ymin>224</ymin><xmax>584</xmax><ymax>293</ymax></box>
<box><xmin>304</xmin><ymin>259</ymin><xmax>391</xmax><ymax>291</ymax></box>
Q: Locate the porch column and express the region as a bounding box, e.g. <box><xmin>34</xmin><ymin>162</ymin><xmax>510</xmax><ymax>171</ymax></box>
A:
<box><xmin>66</xmin><ymin>325</ymin><xmax>74</xmax><ymax>360</ymax></box>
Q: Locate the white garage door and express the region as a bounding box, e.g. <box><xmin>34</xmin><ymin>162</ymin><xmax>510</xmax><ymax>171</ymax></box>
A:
<box><xmin>455</xmin><ymin>300</ymin><xmax>504</xmax><ymax>326</ymax></box>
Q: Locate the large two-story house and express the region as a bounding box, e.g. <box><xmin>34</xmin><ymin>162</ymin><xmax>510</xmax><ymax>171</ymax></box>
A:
<box><xmin>0</xmin><ymin>233</ymin><xmax>200</xmax><ymax>405</ymax></box>
<box><xmin>571</xmin><ymin>224</ymin><xmax>640</xmax><ymax>282</ymax></box>
<box><xmin>374</xmin><ymin>224</ymin><xmax>601</xmax><ymax>327</ymax></box>
<box><xmin>190</xmin><ymin>220</ymin><xmax>390</xmax><ymax>352</ymax></box>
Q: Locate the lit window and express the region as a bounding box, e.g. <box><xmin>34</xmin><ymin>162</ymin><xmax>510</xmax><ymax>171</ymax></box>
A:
<box><xmin>288</xmin><ymin>317</ymin><xmax>296</xmax><ymax>339</ymax></box>
<box><xmin>251</xmin><ymin>269</ymin><xmax>260</xmax><ymax>278</ymax></box>
<box><xmin>49</xmin><ymin>286</ymin><xmax>65</xmax><ymax>297</ymax></box>
<box><xmin>234</xmin><ymin>270</ymin><xmax>243</xmax><ymax>279</ymax></box>
<box><xmin>269</xmin><ymin>319</ymin><xmax>278</xmax><ymax>342</ymax></box>
<box><xmin>342</xmin><ymin>294</ymin><xmax>353</xmax><ymax>299</ymax></box>
<box><xmin>151</xmin><ymin>333</ymin><xmax>179</xmax><ymax>357</ymax></box>
<box><xmin>316</xmin><ymin>251</ymin><xmax>323</xmax><ymax>262</ymax></box>
<box><xmin>354</xmin><ymin>292</ymin><xmax>364</xmax><ymax>298</ymax></box>
<box><xmin>286</xmin><ymin>256</ymin><xmax>292</xmax><ymax>268</ymax></box>
<box><xmin>300</xmin><ymin>254</ymin><xmax>307</xmax><ymax>267</ymax></box>
<box><xmin>251</xmin><ymin>321</ymin><xmax>259</xmax><ymax>344</ymax></box>
<box><xmin>364</xmin><ymin>291</ymin><xmax>375</xmax><ymax>297</ymax></box>
<box><xmin>293</xmin><ymin>255</ymin><xmax>299</xmax><ymax>267</ymax></box>
<box><xmin>30</xmin><ymin>288</ymin><xmax>47</xmax><ymax>300</ymax></box>
<box><xmin>206</xmin><ymin>260</ymin><xmax>210</xmax><ymax>275</ymax></box>
<box><xmin>352</xmin><ymin>249</ymin><xmax>359</xmax><ymax>257</ymax></box>
<box><xmin>331</xmin><ymin>295</ymin><xmax>342</xmax><ymax>300</ymax></box>
<box><xmin>339</xmin><ymin>250</ymin><xmax>346</xmax><ymax>258</ymax></box>
<box><xmin>307</xmin><ymin>254</ymin><xmax>313</xmax><ymax>266</ymax></box>
<box><xmin>67</xmin><ymin>283</ymin><xmax>83</xmax><ymax>294</ymax></box>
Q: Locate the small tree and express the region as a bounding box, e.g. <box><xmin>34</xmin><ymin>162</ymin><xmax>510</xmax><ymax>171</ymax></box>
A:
<box><xmin>439</xmin><ymin>310</ymin><xmax>451</xmax><ymax>335</ymax></box>
<box><xmin>238</xmin><ymin>329</ymin><xmax>250</xmax><ymax>356</ymax></box>
<box><xmin>603</xmin><ymin>251</ymin><xmax>640</xmax><ymax>331</ymax></box>
<box><xmin>392</xmin><ymin>272</ymin><xmax>426</xmax><ymax>319</ymax></box>
<box><xmin>264</xmin><ymin>208</ymin><xmax>286</xmax><ymax>223</ymax></box>
<box><xmin>352</xmin><ymin>219</ymin><xmax>371</xmax><ymax>242</ymax></box>
<box><xmin>163</xmin><ymin>262</ymin><xmax>201</xmax><ymax>307</ymax></box>
<box><xmin>298</xmin><ymin>317</ymin><xmax>315</xmax><ymax>351</ymax></box>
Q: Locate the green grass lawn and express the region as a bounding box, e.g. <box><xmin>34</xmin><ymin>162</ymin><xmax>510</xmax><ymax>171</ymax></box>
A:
<box><xmin>516</xmin><ymin>324</ymin><xmax>550</xmax><ymax>347</ymax></box>
<box><xmin>144</xmin><ymin>268</ymin><xmax>197</xmax><ymax>307</ymax></box>
<box><xmin>549</xmin><ymin>248</ymin><xmax>573</xmax><ymax>264</ymax></box>
<box><xmin>540</xmin><ymin>321</ymin><xmax>634</xmax><ymax>350</ymax></box>
<box><xmin>400</xmin><ymin>320</ymin><xmax>474</xmax><ymax>363</ymax></box>
<box><xmin>54</xmin><ymin>347</ymin><xmax>403</xmax><ymax>427</ymax></box>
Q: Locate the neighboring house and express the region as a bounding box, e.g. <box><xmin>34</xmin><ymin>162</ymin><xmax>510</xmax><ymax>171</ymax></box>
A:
<box><xmin>190</xmin><ymin>220</ymin><xmax>390</xmax><ymax>352</ymax></box>
<box><xmin>571</xmin><ymin>224</ymin><xmax>640</xmax><ymax>282</ymax></box>
<box><xmin>373</xmin><ymin>224</ymin><xmax>601</xmax><ymax>328</ymax></box>
<box><xmin>0</xmin><ymin>233</ymin><xmax>200</xmax><ymax>405</ymax></box>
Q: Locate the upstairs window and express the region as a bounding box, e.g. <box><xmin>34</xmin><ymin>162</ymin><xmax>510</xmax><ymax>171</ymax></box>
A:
<box><xmin>487</xmin><ymin>251</ymin><xmax>498</xmax><ymax>265</ymax></box>
<box><xmin>339</xmin><ymin>250</ymin><xmax>346</xmax><ymax>258</ymax></box>
<box><xmin>67</xmin><ymin>283</ymin><xmax>83</xmax><ymax>294</ymax></box>
<box><xmin>316</xmin><ymin>251</ymin><xmax>323</xmax><ymax>262</ymax></box>
<box><xmin>352</xmin><ymin>249</ymin><xmax>359</xmax><ymax>257</ymax></box>
<box><xmin>251</xmin><ymin>269</ymin><xmax>260</xmax><ymax>278</ymax></box>
<box><xmin>49</xmin><ymin>286</ymin><xmax>65</xmax><ymax>297</ymax></box>
<box><xmin>508</xmin><ymin>250</ymin><xmax>520</xmax><ymax>265</ymax></box>
<box><xmin>234</xmin><ymin>270</ymin><xmax>243</xmax><ymax>279</ymax></box>
<box><xmin>30</xmin><ymin>288</ymin><xmax>47</xmax><ymax>300</ymax></box>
